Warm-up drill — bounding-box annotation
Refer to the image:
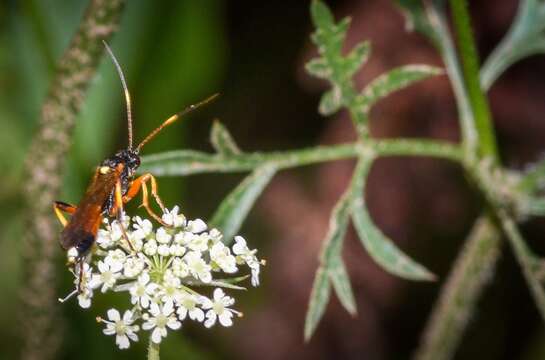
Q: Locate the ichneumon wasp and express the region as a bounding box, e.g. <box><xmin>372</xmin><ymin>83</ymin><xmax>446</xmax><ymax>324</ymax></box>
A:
<box><xmin>54</xmin><ymin>41</ymin><xmax>217</xmax><ymax>299</ymax></box>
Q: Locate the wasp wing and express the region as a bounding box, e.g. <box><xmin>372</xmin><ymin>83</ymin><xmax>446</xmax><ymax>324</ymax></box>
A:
<box><xmin>60</xmin><ymin>167</ymin><xmax>121</xmax><ymax>253</ymax></box>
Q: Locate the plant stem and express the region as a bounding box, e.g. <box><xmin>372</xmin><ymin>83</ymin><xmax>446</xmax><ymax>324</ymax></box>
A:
<box><xmin>140</xmin><ymin>139</ymin><xmax>462</xmax><ymax>176</ymax></box>
<box><xmin>426</xmin><ymin>3</ymin><xmax>477</xmax><ymax>158</ymax></box>
<box><xmin>19</xmin><ymin>1</ymin><xmax>126</xmax><ymax>360</ymax></box>
<box><xmin>498</xmin><ymin>211</ymin><xmax>545</xmax><ymax>320</ymax></box>
<box><xmin>449</xmin><ymin>0</ymin><xmax>498</xmax><ymax>161</ymax></box>
<box><xmin>414</xmin><ymin>215</ymin><xmax>501</xmax><ymax>360</ymax></box>
<box><xmin>148</xmin><ymin>340</ymin><xmax>160</xmax><ymax>360</ymax></box>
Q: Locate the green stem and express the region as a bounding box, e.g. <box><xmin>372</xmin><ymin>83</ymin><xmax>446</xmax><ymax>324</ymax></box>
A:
<box><xmin>414</xmin><ymin>215</ymin><xmax>502</xmax><ymax>360</ymax></box>
<box><xmin>140</xmin><ymin>139</ymin><xmax>462</xmax><ymax>176</ymax></box>
<box><xmin>498</xmin><ymin>211</ymin><xmax>545</xmax><ymax>320</ymax></box>
<box><xmin>148</xmin><ymin>340</ymin><xmax>160</xmax><ymax>360</ymax></box>
<box><xmin>449</xmin><ymin>0</ymin><xmax>498</xmax><ymax>161</ymax></box>
<box><xmin>19</xmin><ymin>1</ymin><xmax>126</xmax><ymax>360</ymax></box>
<box><xmin>427</xmin><ymin>3</ymin><xmax>477</xmax><ymax>158</ymax></box>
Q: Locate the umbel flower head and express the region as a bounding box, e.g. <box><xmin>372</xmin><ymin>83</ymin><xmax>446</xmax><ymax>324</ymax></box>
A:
<box><xmin>60</xmin><ymin>206</ymin><xmax>263</xmax><ymax>349</ymax></box>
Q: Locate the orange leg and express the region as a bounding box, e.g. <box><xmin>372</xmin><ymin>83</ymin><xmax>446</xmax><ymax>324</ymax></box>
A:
<box><xmin>112</xmin><ymin>179</ymin><xmax>135</xmax><ymax>252</ymax></box>
<box><xmin>123</xmin><ymin>173</ymin><xmax>168</xmax><ymax>226</ymax></box>
<box><xmin>53</xmin><ymin>201</ymin><xmax>77</xmax><ymax>227</ymax></box>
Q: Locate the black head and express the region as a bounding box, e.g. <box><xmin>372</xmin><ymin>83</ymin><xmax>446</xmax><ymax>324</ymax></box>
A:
<box><xmin>101</xmin><ymin>149</ymin><xmax>141</xmax><ymax>178</ymax></box>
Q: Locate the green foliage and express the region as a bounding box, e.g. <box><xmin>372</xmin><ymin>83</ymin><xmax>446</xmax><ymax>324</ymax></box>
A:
<box><xmin>308</xmin><ymin>0</ymin><xmax>441</xmax><ymax>137</ymax></box>
<box><xmin>210</xmin><ymin>120</ymin><xmax>241</xmax><ymax>156</ymax></box>
<box><xmin>481</xmin><ymin>0</ymin><xmax>545</xmax><ymax>89</ymax></box>
<box><xmin>351</xmin><ymin>185</ymin><xmax>436</xmax><ymax>281</ymax></box>
<box><xmin>134</xmin><ymin>0</ymin><xmax>545</xmax><ymax>356</ymax></box>
<box><xmin>210</xmin><ymin>165</ymin><xmax>277</xmax><ymax>243</ymax></box>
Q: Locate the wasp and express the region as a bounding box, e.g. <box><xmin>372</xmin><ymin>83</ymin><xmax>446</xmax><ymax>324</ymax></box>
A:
<box><xmin>54</xmin><ymin>42</ymin><xmax>217</xmax><ymax>286</ymax></box>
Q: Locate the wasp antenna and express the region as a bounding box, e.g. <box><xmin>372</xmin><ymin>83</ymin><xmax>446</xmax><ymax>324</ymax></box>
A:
<box><xmin>103</xmin><ymin>40</ymin><xmax>134</xmax><ymax>150</ymax></box>
<box><xmin>136</xmin><ymin>93</ymin><xmax>219</xmax><ymax>151</ymax></box>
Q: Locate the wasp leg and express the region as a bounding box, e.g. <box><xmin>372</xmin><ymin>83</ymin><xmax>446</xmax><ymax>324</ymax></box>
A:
<box><xmin>123</xmin><ymin>173</ymin><xmax>168</xmax><ymax>226</ymax></box>
<box><xmin>111</xmin><ymin>179</ymin><xmax>136</xmax><ymax>252</ymax></box>
<box><xmin>53</xmin><ymin>201</ymin><xmax>77</xmax><ymax>227</ymax></box>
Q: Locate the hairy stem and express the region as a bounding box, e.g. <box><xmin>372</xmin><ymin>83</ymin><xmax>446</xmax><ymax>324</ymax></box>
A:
<box><xmin>449</xmin><ymin>0</ymin><xmax>498</xmax><ymax>160</ymax></box>
<box><xmin>426</xmin><ymin>3</ymin><xmax>476</xmax><ymax>158</ymax></box>
<box><xmin>498</xmin><ymin>211</ymin><xmax>545</xmax><ymax>320</ymax></box>
<box><xmin>140</xmin><ymin>139</ymin><xmax>463</xmax><ymax>176</ymax></box>
<box><xmin>19</xmin><ymin>1</ymin><xmax>126</xmax><ymax>359</ymax></box>
<box><xmin>414</xmin><ymin>215</ymin><xmax>501</xmax><ymax>360</ymax></box>
<box><xmin>148</xmin><ymin>340</ymin><xmax>160</xmax><ymax>360</ymax></box>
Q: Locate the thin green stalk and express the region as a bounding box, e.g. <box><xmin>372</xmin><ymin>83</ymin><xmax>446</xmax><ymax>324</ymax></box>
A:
<box><xmin>140</xmin><ymin>139</ymin><xmax>462</xmax><ymax>176</ymax></box>
<box><xmin>148</xmin><ymin>340</ymin><xmax>160</xmax><ymax>360</ymax></box>
<box><xmin>449</xmin><ymin>0</ymin><xmax>498</xmax><ymax>160</ymax></box>
<box><xmin>414</xmin><ymin>215</ymin><xmax>502</xmax><ymax>360</ymax></box>
<box><xmin>427</xmin><ymin>3</ymin><xmax>477</xmax><ymax>158</ymax></box>
<box><xmin>498</xmin><ymin>211</ymin><xmax>545</xmax><ymax>320</ymax></box>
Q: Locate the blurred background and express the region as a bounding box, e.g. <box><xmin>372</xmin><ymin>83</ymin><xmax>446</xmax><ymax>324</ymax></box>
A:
<box><xmin>1</xmin><ymin>0</ymin><xmax>545</xmax><ymax>359</ymax></box>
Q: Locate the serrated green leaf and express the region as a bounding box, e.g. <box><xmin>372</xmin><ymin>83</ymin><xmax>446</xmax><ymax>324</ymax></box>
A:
<box><xmin>342</xmin><ymin>42</ymin><xmax>371</xmax><ymax>78</ymax></box>
<box><xmin>481</xmin><ymin>0</ymin><xmax>545</xmax><ymax>89</ymax></box>
<box><xmin>210</xmin><ymin>120</ymin><xmax>240</xmax><ymax>156</ymax></box>
<box><xmin>395</xmin><ymin>0</ymin><xmax>440</xmax><ymax>45</ymax></box>
<box><xmin>305</xmin><ymin>57</ymin><xmax>332</xmax><ymax>79</ymax></box>
<box><xmin>328</xmin><ymin>256</ymin><xmax>357</xmax><ymax>315</ymax></box>
<box><xmin>310</xmin><ymin>0</ymin><xmax>335</xmax><ymax>30</ymax></box>
<box><xmin>351</xmin><ymin>195</ymin><xmax>436</xmax><ymax>281</ymax></box>
<box><xmin>304</xmin><ymin>267</ymin><xmax>331</xmax><ymax>342</ymax></box>
<box><xmin>210</xmin><ymin>165</ymin><xmax>276</xmax><ymax>243</ymax></box>
<box><xmin>357</xmin><ymin>65</ymin><xmax>443</xmax><ymax>114</ymax></box>
<box><xmin>318</xmin><ymin>87</ymin><xmax>342</xmax><ymax>115</ymax></box>
<box><xmin>306</xmin><ymin>158</ymin><xmax>370</xmax><ymax>341</ymax></box>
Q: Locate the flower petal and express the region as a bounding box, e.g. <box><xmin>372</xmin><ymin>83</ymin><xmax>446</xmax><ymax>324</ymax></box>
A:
<box><xmin>107</xmin><ymin>309</ymin><xmax>121</xmax><ymax>321</ymax></box>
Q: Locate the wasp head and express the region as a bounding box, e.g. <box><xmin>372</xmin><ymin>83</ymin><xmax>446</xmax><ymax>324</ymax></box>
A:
<box><xmin>101</xmin><ymin>149</ymin><xmax>141</xmax><ymax>178</ymax></box>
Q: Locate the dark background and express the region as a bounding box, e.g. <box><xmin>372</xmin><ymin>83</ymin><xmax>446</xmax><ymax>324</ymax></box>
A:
<box><xmin>1</xmin><ymin>0</ymin><xmax>545</xmax><ymax>359</ymax></box>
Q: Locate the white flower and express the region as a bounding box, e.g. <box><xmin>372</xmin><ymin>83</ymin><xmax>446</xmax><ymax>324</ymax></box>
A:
<box><xmin>104</xmin><ymin>249</ymin><xmax>126</xmax><ymax>271</ymax></box>
<box><xmin>60</xmin><ymin>206</ymin><xmax>261</xmax><ymax>349</ymax></box>
<box><xmin>233</xmin><ymin>236</ymin><xmax>261</xmax><ymax>286</ymax></box>
<box><xmin>96</xmin><ymin>229</ymin><xmax>116</xmax><ymax>249</ymax></box>
<box><xmin>209</xmin><ymin>228</ymin><xmax>223</xmax><ymax>243</ymax></box>
<box><xmin>67</xmin><ymin>247</ymin><xmax>79</xmax><ymax>263</ymax></box>
<box><xmin>249</xmin><ymin>261</ymin><xmax>261</xmax><ymax>287</ymax></box>
<box><xmin>133</xmin><ymin>216</ymin><xmax>153</xmax><ymax>240</ymax></box>
<box><xmin>129</xmin><ymin>272</ymin><xmax>157</xmax><ymax>308</ymax></box>
<box><xmin>202</xmin><ymin>288</ymin><xmax>238</xmax><ymax>328</ymax></box>
<box><xmin>176</xmin><ymin>292</ymin><xmax>205</xmax><ymax>322</ymax></box>
<box><xmin>108</xmin><ymin>220</ymin><xmax>125</xmax><ymax>242</ymax></box>
<box><xmin>143</xmin><ymin>239</ymin><xmax>158</xmax><ymax>256</ymax></box>
<box><xmin>184</xmin><ymin>251</ymin><xmax>212</xmax><ymax>283</ymax></box>
<box><xmin>210</xmin><ymin>242</ymin><xmax>237</xmax><ymax>273</ymax></box>
<box><xmin>187</xmin><ymin>233</ymin><xmax>209</xmax><ymax>252</ymax></box>
<box><xmin>77</xmin><ymin>289</ymin><xmax>92</xmax><ymax>309</ymax></box>
<box><xmin>160</xmin><ymin>271</ymin><xmax>181</xmax><ymax>306</ymax></box>
<box><xmin>72</xmin><ymin>263</ymin><xmax>94</xmax><ymax>308</ymax></box>
<box><xmin>102</xmin><ymin>309</ymin><xmax>139</xmax><ymax>349</ymax></box>
<box><xmin>89</xmin><ymin>261</ymin><xmax>122</xmax><ymax>293</ymax></box>
<box><xmin>142</xmin><ymin>302</ymin><xmax>181</xmax><ymax>344</ymax></box>
<box><xmin>169</xmin><ymin>244</ymin><xmax>186</xmax><ymax>257</ymax></box>
<box><xmin>123</xmin><ymin>256</ymin><xmax>145</xmax><ymax>278</ymax></box>
<box><xmin>157</xmin><ymin>244</ymin><xmax>171</xmax><ymax>257</ymax></box>
<box><xmin>171</xmin><ymin>257</ymin><xmax>189</xmax><ymax>278</ymax></box>
<box><xmin>156</xmin><ymin>227</ymin><xmax>172</xmax><ymax>244</ymax></box>
<box><xmin>186</xmin><ymin>218</ymin><xmax>207</xmax><ymax>233</ymax></box>
<box><xmin>162</xmin><ymin>206</ymin><xmax>186</xmax><ymax>227</ymax></box>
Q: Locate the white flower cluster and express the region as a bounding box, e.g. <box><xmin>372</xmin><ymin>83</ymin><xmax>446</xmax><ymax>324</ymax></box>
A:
<box><xmin>61</xmin><ymin>206</ymin><xmax>262</xmax><ymax>349</ymax></box>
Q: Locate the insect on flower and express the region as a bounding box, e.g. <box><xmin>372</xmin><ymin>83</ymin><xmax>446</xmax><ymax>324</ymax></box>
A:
<box><xmin>53</xmin><ymin>41</ymin><xmax>218</xmax><ymax>294</ymax></box>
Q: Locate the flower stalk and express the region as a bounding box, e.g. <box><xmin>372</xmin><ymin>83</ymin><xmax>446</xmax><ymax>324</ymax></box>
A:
<box><xmin>148</xmin><ymin>340</ymin><xmax>160</xmax><ymax>360</ymax></box>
